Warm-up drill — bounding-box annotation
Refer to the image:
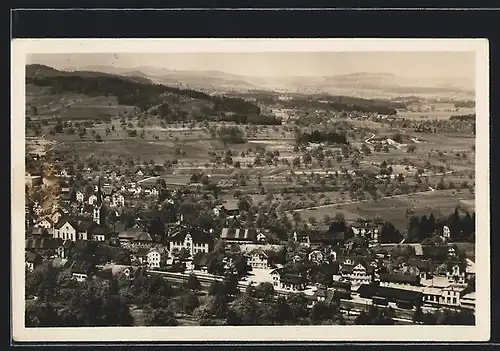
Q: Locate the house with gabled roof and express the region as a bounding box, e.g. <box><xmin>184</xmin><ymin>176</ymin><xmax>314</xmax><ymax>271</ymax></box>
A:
<box><xmin>308</xmin><ymin>288</ymin><xmax>336</xmax><ymax>308</ymax></box>
<box><xmin>56</xmin><ymin>240</ymin><xmax>73</xmax><ymax>259</ymax></box>
<box><xmin>219</xmin><ymin>200</ymin><xmax>240</xmax><ymax>216</ymax></box>
<box><xmin>69</xmin><ymin>260</ymin><xmax>97</xmax><ymax>282</ymax></box>
<box><xmin>25</xmin><ymin>252</ymin><xmax>43</xmax><ymax>272</ymax></box>
<box><xmin>75</xmin><ymin>190</ymin><xmax>85</xmax><ymax>203</ymax></box>
<box><xmin>192</xmin><ymin>252</ymin><xmax>210</xmax><ymax>272</ymax></box>
<box><xmin>112</xmin><ymin>193</ymin><xmax>125</xmax><ymax>207</ymax></box>
<box><xmin>247</xmin><ymin>249</ymin><xmax>269</xmax><ymax>269</ymax></box>
<box><xmin>341</xmin><ymin>261</ymin><xmax>374</xmax><ymax>286</ymax></box>
<box><xmin>90</xmin><ymin>223</ymin><xmax>114</xmax><ymax>242</ymax></box>
<box><xmin>446</xmin><ymin>260</ymin><xmax>467</xmax><ymax>284</ymax></box>
<box><xmin>293</xmin><ymin>230</ymin><xmax>311</xmax><ymax>247</ymax></box>
<box><xmin>270</xmin><ymin>267</ymin><xmax>308</xmax><ymax>292</ymax></box>
<box><xmin>25</xmin><ymin>237</ymin><xmax>60</xmax><ymax>258</ymax></box>
<box><xmin>118</xmin><ymin>227</ymin><xmax>154</xmax><ymax>249</ymax></box>
<box><xmin>132</xmin><ymin>247</ymin><xmax>151</xmax><ymax>265</ymax></box>
<box><xmin>33</xmin><ymin>203</ymin><xmax>43</xmax><ymax>217</ymax></box>
<box><xmin>34</xmin><ymin>217</ymin><xmax>53</xmax><ymax>230</ymax></box>
<box><xmin>99</xmin><ymin>263</ymin><xmax>139</xmax><ymax>281</ymax></box>
<box><xmin>168</xmin><ymin>226</ymin><xmax>213</xmax><ymax>258</ymax></box>
<box><xmin>53</xmin><ymin>218</ymin><xmax>79</xmax><ymax>242</ymax></box>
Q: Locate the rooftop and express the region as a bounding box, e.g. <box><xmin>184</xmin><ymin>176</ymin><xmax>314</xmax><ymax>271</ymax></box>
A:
<box><xmin>221</xmin><ymin>227</ymin><xmax>257</xmax><ymax>241</ymax></box>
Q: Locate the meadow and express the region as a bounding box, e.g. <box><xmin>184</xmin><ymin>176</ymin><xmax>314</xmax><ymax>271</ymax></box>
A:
<box><xmin>396</xmin><ymin>108</ymin><xmax>475</xmax><ymax>121</ymax></box>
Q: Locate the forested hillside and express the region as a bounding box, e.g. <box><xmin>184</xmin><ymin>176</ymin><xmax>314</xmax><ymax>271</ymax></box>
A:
<box><xmin>26</xmin><ymin>64</ymin><xmax>274</xmax><ymax>123</ymax></box>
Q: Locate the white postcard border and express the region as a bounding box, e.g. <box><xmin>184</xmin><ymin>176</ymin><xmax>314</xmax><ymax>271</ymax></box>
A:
<box><xmin>11</xmin><ymin>38</ymin><xmax>490</xmax><ymax>342</ymax></box>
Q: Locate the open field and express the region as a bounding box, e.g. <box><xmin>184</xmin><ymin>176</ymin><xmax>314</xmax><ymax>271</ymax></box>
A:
<box><xmin>294</xmin><ymin>190</ymin><xmax>474</xmax><ymax>233</ymax></box>
<box><xmin>396</xmin><ymin>108</ymin><xmax>475</xmax><ymax>120</ymax></box>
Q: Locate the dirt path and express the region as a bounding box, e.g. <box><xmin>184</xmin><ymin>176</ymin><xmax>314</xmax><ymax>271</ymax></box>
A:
<box><xmin>137</xmin><ymin>176</ymin><xmax>160</xmax><ymax>184</ymax></box>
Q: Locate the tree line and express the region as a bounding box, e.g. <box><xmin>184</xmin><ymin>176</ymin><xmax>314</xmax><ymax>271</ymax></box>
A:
<box><xmin>279</xmin><ymin>96</ymin><xmax>401</xmax><ymax>115</ymax></box>
<box><xmin>218</xmin><ymin>113</ymin><xmax>282</xmax><ymax>125</ymax></box>
<box><xmin>407</xmin><ymin>208</ymin><xmax>475</xmax><ymax>243</ymax></box>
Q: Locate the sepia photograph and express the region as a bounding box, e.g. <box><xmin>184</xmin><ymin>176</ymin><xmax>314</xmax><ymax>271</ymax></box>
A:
<box><xmin>11</xmin><ymin>38</ymin><xmax>490</xmax><ymax>342</ymax></box>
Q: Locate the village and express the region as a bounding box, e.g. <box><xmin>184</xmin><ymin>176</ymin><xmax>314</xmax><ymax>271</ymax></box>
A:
<box><xmin>25</xmin><ymin>163</ymin><xmax>476</xmax><ymax>326</ymax></box>
<box><xmin>22</xmin><ymin>60</ymin><xmax>476</xmax><ymax>327</ymax></box>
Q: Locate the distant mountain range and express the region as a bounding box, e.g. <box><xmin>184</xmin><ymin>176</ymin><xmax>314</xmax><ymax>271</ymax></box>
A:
<box><xmin>60</xmin><ymin>65</ymin><xmax>475</xmax><ymax>98</ymax></box>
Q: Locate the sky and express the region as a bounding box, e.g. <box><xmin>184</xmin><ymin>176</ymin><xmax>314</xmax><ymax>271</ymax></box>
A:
<box><xmin>27</xmin><ymin>51</ymin><xmax>475</xmax><ymax>80</ymax></box>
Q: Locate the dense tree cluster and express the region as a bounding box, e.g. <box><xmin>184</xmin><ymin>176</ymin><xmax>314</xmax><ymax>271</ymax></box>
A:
<box><xmin>407</xmin><ymin>208</ymin><xmax>475</xmax><ymax>243</ymax></box>
<box><xmin>379</xmin><ymin>222</ymin><xmax>404</xmax><ymax>244</ymax></box>
<box><xmin>26</xmin><ymin>266</ymin><xmax>133</xmax><ymax>327</ymax></box>
<box><xmin>219</xmin><ymin>113</ymin><xmax>282</xmax><ymax>125</ymax></box>
<box><xmin>213</xmin><ymin>96</ymin><xmax>261</xmax><ymax>115</ymax></box>
<box><xmin>449</xmin><ymin>114</ymin><xmax>475</xmax><ymax>121</ymax></box>
<box><xmin>453</xmin><ymin>100</ymin><xmax>475</xmax><ymax>108</ymax></box>
<box><xmin>414</xmin><ymin>306</ymin><xmax>475</xmax><ymax>325</ymax></box>
<box><xmin>216</xmin><ymin>125</ymin><xmax>247</xmax><ymax>144</ymax></box>
<box><xmin>296</xmin><ymin>130</ymin><xmax>349</xmax><ymax>145</ymax></box>
<box><xmin>354</xmin><ymin>306</ymin><xmax>395</xmax><ymax>325</ymax></box>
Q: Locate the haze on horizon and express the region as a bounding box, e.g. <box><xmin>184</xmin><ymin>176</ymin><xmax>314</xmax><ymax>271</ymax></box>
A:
<box><xmin>27</xmin><ymin>51</ymin><xmax>475</xmax><ymax>81</ymax></box>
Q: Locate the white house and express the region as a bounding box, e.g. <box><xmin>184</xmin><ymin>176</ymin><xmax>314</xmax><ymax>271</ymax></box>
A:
<box><xmin>447</xmin><ymin>262</ymin><xmax>466</xmax><ymax>284</ymax></box>
<box><xmin>33</xmin><ymin>204</ymin><xmax>43</xmax><ymax>216</ymax></box>
<box><xmin>212</xmin><ymin>207</ymin><xmax>221</xmax><ymax>217</ymax></box>
<box><xmin>150</xmin><ymin>187</ymin><xmax>159</xmax><ymax>197</ymax></box>
<box><xmin>147</xmin><ymin>248</ymin><xmax>163</xmax><ymax>269</ymax></box>
<box><xmin>168</xmin><ymin>228</ymin><xmax>213</xmax><ymax>258</ymax></box>
<box><xmin>35</xmin><ymin>218</ymin><xmax>53</xmax><ymax>229</ymax></box>
<box><xmin>308</xmin><ymin>250</ymin><xmax>324</xmax><ymax>264</ymax></box>
<box><xmin>76</xmin><ymin>191</ymin><xmax>85</xmax><ymax>203</ymax></box>
<box><xmin>440</xmin><ymin>284</ymin><xmax>466</xmax><ymax>307</ymax></box>
<box><xmin>270</xmin><ymin>268</ymin><xmax>307</xmax><ymax>291</ymax></box>
<box><xmin>342</xmin><ymin>263</ymin><xmax>372</xmax><ymax>285</ymax></box>
<box><xmin>442</xmin><ymin>225</ymin><xmax>451</xmax><ymax>239</ymax></box>
<box><xmin>54</xmin><ymin>219</ymin><xmax>78</xmax><ymax>241</ymax></box>
<box><xmin>112</xmin><ymin>194</ymin><xmax>125</xmax><ymax>207</ymax></box>
<box><xmin>88</xmin><ymin>194</ymin><xmax>98</xmax><ymax>205</ymax></box>
<box><xmin>256</xmin><ymin>232</ymin><xmax>267</xmax><ymax>242</ymax></box>
<box><xmin>248</xmin><ymin>251</ymin><xmax>269</xmax><ymax>269</ymax></box>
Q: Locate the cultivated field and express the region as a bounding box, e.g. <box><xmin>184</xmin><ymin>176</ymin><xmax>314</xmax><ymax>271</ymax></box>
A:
<box><xmin>294</xmin><ymin>190</ymin><xmax>475</xmax><ymax>233</ymax></box>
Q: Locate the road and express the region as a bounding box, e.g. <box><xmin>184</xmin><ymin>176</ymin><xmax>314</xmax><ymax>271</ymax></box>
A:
<box><xmin>364</xmin><ymin>133</ymin><xmax>376</xmax><ymax>144</ymax></box>
<box><xmin>137</xmin><ymin>176</ymin><xmax>160</xmax><ymax>184</ymax></box>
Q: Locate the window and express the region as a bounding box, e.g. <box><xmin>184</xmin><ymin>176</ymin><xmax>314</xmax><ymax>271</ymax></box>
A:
<box><xmin>452</xmin><ymin>298</ymin><xmax>457</xmax><ymax>304</ymax></box>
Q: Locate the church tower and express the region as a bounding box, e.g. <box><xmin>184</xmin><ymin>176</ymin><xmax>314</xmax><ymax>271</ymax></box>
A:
<box><xmin>92</xmin><ymin>178</ymin><xmax>106</xmax><ymax>225</ymax></box>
